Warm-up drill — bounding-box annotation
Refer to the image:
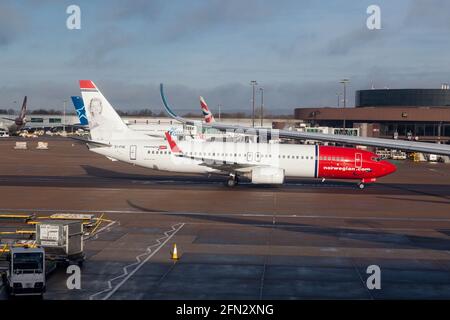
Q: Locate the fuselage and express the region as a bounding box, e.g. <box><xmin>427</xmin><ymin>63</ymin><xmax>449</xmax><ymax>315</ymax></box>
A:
<box><xmin>90</xmin><ymin>138</ymin><xmax>396</xmax><ymax>182</ymax></box>
<box><xmin>7</xmin><ymin>119</ymin><xmax>25</xmax><ymax>135</ymax></box>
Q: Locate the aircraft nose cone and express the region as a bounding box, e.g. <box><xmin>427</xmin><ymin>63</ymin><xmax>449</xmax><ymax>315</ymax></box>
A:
<box><xmin>383</xmin><ymin>161</ymin><xmax>397</xmax><ymax>175</ymax></box>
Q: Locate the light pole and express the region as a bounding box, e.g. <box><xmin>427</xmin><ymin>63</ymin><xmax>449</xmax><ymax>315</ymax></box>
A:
<box><xmin>250</xmin><ymin>80</ymin><xmax>258</xmax><ymax>127</ymax></box>
<box><xmin>63</xmin><ymin>99</ymin><xmax>67</xmax><ymax>132</ymax></box>
<box><xmin>340</xmin><ymin>79</ymin><xmax>349</xmax><ymax>129</ymax></box>
<box><xmin>218</xmin><ymin>104</ymin><xmax>222</xmax><ymax>122</ymax></box>
<box><xmin>336</xmin><ymin>93</ymin><xmax>341</xmax><ymax>107</ymax></box>
<box><xmin>259</xmin><ymin>87</ymin><xmax>264</xmax><ymax>127</ymax></box>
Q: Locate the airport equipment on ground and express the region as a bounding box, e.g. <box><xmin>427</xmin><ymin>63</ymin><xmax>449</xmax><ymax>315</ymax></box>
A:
<box><xmin>427</xmin><ymin>154</ymin><xmax>438</xmax><ymax>162</ymax></box>
<box><xmin>391</xmin><ymin>150</ymin><xmax>407</xmax><ymax>160</ymax></box>
<box><xmin>0</xmin><ymin>213</ymin><xmax>34</xmax><ymax>222</ymax></box>
<box><xmin>13</xmin><ymin>141</ymin><xmax>27</xmax><ymax>150</ymax></box>
<box><xmin>44</xmin><ymin>213</ymin><xmax>97</xmax><ymax>229</ymax></box>
<box><xmin>1</xmin><ymin>246</ymin><xmax>46</xmax><ymax>297</ymax></box>
<box><xmin>376</xmin><ymin>149</ymin><xmax>392</xmax><ymax>159</ymax></box>
<box><xmin>172</xmin><ymin>243</ymin><xmax>179</xmax><ymax>260</ymax></box>
<box><xmin>35</xmin><ymin>220</ymin><xmax>84</xmax><ymax>266</ymax></box>
<box><xmin>36</xmin><ymin>142</ymin><xmax>49</xmax><ymax>150</ymax></box>
<box><xmin>48</xmin><ymin>213</ymin><xmax>94</xmax><ymax>221</ymax></box>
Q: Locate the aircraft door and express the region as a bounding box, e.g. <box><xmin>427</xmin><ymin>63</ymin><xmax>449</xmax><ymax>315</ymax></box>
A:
<box><xmin>130</xmin><ymin>145</ymin><xmax>137</xmax><ymax>160</ymax></box>
<box><xmin>355</xmin><ymin>153</ymin><xmax>362</xmax><ymax>169</ymax></box>
<box><xmin>255</xmin><ymin>152</ymin><xmax>261</xmax><ymax>162</ymax></box>
<box><xmin>247</xmin><ymin>152</ymin><xmax>253</xmax><ymax>162</ymax></box>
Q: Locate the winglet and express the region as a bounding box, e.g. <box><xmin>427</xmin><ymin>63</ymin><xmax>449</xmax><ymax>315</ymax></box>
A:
<box><xmin>165</xmin><ymin>132</ymin><xmax>182</xmax><ymax>154</ymax></box>
<box><xmin>160</xmin><ymin>83</ymin><xmax>178</xmax><ymax>119</ymax></box>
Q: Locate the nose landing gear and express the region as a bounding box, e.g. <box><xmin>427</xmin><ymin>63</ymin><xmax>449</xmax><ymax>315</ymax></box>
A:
<box><xmin>357</xmin><ymin>178</ymin><xmax>376</xmax><ymax>189</ymax></box>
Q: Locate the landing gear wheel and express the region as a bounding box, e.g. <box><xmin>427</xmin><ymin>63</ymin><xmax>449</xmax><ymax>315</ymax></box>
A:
<box><xmin>358</xmin><ymin>182</ymin><xmax>365</xmax><ymax>189</ymax></box>
<box><xmin>226</xmin><ymin>175</ymin><xmax>238</xmax><ymax>187</ymax></box>
<box><xmin>226</xmin><ymin>178</ymin><xmax>236</xmax><ymax>187</ymax></box>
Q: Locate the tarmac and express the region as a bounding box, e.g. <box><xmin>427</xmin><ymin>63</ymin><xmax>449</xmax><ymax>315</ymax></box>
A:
<box><xmin>1</xmin><ymin>137</ymin><xmax>450</xmax><ymax>299</ymax></box>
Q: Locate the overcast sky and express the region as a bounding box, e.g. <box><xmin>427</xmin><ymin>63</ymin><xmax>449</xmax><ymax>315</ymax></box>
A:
<box><xmin>0</xmin><ymin>0</ymin><xmax>449</xmax><ymax>114</ymax></box>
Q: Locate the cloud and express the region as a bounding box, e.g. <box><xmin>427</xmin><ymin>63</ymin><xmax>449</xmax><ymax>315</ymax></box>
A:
<box><xmin>160</xmin><ymin>0</ymin><xmax>289</xmax><ymax>42</ymax></box>
<box><xmin>103</xmin><ymin>0</ymin><xmax>164</xmax><ymax>21</ymax></box>
<box><xmin>326</xmin><ymin>27</ymin><xmax>380</xmax><ymax>56</ymax></box>
<box><xmin>0</xmin><ymin>3</ymin><xmax>26</xmax><ymax>47</ymax></box>
<box><xmin>404</xmin><ymin>0</ymin><xmax>450</xmax><ymax>29</ymax></box>
<box><xmin>69</xmin><ymin>26</ymin><xmax>136</xmax><ymax>67</ymax></box>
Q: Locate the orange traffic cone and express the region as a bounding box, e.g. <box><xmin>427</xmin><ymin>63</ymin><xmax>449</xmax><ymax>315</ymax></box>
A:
<box><xmin>172</xmin><ymin>243</ymin><xmax>179</xmax><ymax>260</ymax></box>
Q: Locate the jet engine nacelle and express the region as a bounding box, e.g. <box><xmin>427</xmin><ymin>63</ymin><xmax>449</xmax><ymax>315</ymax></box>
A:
<box><xmin>245</xmin><ymin>167</ymin><xmax>285</xmax><ymax>184</ymax></box>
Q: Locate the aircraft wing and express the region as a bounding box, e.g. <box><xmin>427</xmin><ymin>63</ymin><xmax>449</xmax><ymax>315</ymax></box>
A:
<box><xmin>1</xmin><ymin>117</ymin><xmax>15</xmax><ymax>122</ymax></box>
<box><xmin>160</xmin><ymin>84</ymin><xmax>450</xmax><ymax>156</ymax></box>
<box><xmin>164</xmin><ymin>132</ymin><xmax>262</xmax><ymax>173</ymax></box>
<box><xmin>182</xmin><ymin>155</ymin><xmax>259</xmax><ymax>173</ymax></box>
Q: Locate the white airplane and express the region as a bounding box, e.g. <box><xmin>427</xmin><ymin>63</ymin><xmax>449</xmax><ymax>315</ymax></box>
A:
<box><xmin>79</xmin><ymin>80</ymin><xmax>396</xmax><ymax>188</ymax></box>
<box><xmin>1</xmin><ymin>96</ymin><xmax>27</xmax><ymax>135</ymax></box>
<box><xmin>161</xmin><ymin>84</ymin><xmax>450</xmax><ymax>156</ymax></box>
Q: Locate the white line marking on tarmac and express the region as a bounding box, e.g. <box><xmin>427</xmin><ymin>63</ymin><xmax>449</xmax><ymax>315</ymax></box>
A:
<box><xmin>89</xmin><ymin>222</ymin><xmax>184</xmax><ymax>300</ymax></box>
<box><xmin>0</xmin><ymin>207</ymin><xmax>450</xmax><ymax>222</ymax></box>
<box><xmin>84</xmin><ymin>220</ymin><xmax>118</xmax><ymax>241</ymax></box>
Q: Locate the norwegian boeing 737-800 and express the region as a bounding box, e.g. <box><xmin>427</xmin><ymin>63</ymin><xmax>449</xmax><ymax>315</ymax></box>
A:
<box><xmin>79</xmin><ymin>80</ymin><xmax>396</xmax><ymax>188</ymax></box>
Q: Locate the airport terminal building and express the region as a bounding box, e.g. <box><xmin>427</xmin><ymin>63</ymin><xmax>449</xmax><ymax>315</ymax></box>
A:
<box><xmin>294</xmin><ymin>88</ymin><xmax>450</xmax><ymax>143</ymax></box>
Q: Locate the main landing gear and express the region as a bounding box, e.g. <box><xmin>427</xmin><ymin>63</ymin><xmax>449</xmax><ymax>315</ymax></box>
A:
<box><xmin>226</xmin><ymin>174</ymin><xmax>239</xmax><ymax>187</ymax></box>
<box><xmin>357</xmin><ymin>182</ymin><xmax>365</xmax><ymax>189</ymax></box>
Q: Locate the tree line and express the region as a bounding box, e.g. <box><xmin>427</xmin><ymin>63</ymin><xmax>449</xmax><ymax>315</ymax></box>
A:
<box><xmin>0</xmin><ymin>108</ymin><xmax>293</xmax><ymax>119</ymax></box>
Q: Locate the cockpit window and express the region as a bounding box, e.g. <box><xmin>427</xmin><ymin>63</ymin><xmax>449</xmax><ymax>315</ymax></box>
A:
<box><xmin>371</xmin><ymin>156</ymin><xmax>381</xmax><ymax>162</ymax></box>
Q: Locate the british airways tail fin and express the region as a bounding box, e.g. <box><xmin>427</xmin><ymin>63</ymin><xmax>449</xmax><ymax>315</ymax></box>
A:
<box><xmin>71</xmin><ymin>96</ymin><xmax>88</xmax><ymax>126</ymax></box>
<box><xmin>200</xmin><ymin>96</ymin><xmax>215</xmax><ymax>123</ymax></box>
<box><xmin>19</xmin><ymin>96</ymin><xmax>27</xmax><ymax>120</ymax></box>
